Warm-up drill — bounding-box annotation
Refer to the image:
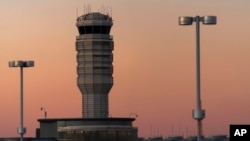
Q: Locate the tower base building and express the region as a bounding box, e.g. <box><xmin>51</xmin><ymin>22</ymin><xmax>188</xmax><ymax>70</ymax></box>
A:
<box><xmin>38</xmin><ymin>118</ymin><xmax>137</xmax><ymax>141</ymax></box>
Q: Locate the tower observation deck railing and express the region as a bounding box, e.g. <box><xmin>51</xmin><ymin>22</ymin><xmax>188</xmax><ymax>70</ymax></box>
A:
<box><xmin>76</xmin><ymin>20</ymin><xmax>113</xmax><ymax>26</ymax></box>
<box><xmin>76</xmin><ymin>34</ymin><xmax>113</xmax><ymax>40</ymax></box>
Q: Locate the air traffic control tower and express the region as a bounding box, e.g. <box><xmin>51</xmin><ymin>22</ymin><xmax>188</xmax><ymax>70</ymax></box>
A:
<box><xmin>38</xmin><ymin>12</ymin><xmax>138</xmax><ymax>141</ymax></box>
<box><xmin>76</xmin><ymin>12</ymin><xmax>113</xmax><ymax>118</ymax></box>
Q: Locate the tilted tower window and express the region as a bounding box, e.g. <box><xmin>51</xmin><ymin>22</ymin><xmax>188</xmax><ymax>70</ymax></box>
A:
<box><xmin>78</xmin><ymin>26</ymin><xmax>111</xmax><ymax>34</ymax></box>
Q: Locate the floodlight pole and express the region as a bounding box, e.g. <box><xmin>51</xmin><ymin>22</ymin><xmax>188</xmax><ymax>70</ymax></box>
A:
<box><xmin>9</xmin><ymin>60</ymin><xmax>34</xmax><ymax>141</ymax></box>
<box><xmin>20</xmin><ymin>66</ymin><xmax>24</xmax><ymax>141</ymax></box>
<box><xmin>179</xmin><ymin>15</ymin><xmax>216</xmax><ymax>141</ymax></box>
<box><xmin>195</xmin><ymin>16</ymin><xmax>202</xmax><ymax>141</ymax></box>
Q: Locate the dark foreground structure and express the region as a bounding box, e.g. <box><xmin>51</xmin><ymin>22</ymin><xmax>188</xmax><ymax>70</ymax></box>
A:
<box><xmin>141</xmin><ymin>135</ymin><xmax>229</xmax><ymax>141</ymax></box>
<box><xmin>37</xmin><ymin>12</ymin><xmax>138</xmax><ymax>141</ymax></box>
<box><xmin>38</xmin><ymin>118</ymin><xmax>137</xmax><ymax>141</ymax></box>
<box><xmin>0</xmin><ymin>138</ymin><xmax>56</xmax><ymax>141</ymax></box>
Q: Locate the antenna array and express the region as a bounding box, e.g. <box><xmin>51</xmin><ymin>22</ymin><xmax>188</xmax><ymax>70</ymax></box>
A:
<box><xmin>84</xmin><ymin>4</ymin><xmax>92</xmax><ymax>14</ymax></box>
<box><xmin>77</xmin><ymin>0</ymin><xmax>112</xmax><ymax>17</ymax></box>
<box><xmin>99</xmin><ymin>5</ymin><xmax>112</xmax><ymax>16</ymax></box>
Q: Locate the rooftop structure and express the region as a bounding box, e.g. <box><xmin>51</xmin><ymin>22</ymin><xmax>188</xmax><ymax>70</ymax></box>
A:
<box><xmin>38</xmin><ymin>118</ymin><xmax>137</xmax><ymax>140</ymax></box>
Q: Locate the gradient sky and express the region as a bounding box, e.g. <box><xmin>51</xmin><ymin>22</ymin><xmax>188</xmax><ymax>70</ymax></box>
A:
<box><xmin>1</xmin><ymin>0</ymin><xmax>250</xmax><ymax>138</ymax></box>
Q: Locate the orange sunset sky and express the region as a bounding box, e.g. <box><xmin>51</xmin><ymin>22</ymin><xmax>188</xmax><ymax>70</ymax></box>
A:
<box><xmin>1</xmin><ymin>0</ymin><xmax>250</xmax><ymax>138</ymax></box>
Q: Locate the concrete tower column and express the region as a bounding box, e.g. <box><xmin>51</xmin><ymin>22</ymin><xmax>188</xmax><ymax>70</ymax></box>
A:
<box><xmin>76</xmin><ymin>13</ymin><xmax>113</xmax><ymax>118</ymax></box>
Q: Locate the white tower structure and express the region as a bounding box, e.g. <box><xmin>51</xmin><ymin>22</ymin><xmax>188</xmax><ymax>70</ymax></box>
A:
<box><xmin>76</xmin><ymin>12</ymin><xmax>113</xmax><ymax>118</ymax></box>
<box><xmin>38</xmin><ymin>12</ymin><xmax>138</xmax><ymax>141</ymax></box>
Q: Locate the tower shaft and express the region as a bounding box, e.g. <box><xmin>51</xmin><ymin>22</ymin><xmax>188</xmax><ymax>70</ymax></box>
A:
<box><xmin>76</xmin><ymin>13</ymin><xmax>113</xmax><ymax>118</ymax></box>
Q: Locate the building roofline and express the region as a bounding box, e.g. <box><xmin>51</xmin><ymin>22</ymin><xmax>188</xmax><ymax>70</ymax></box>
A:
<box><xmin>38</xmin><ymin>117</ymin><xmax>135</xmax><ymax>122</ymax></box>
